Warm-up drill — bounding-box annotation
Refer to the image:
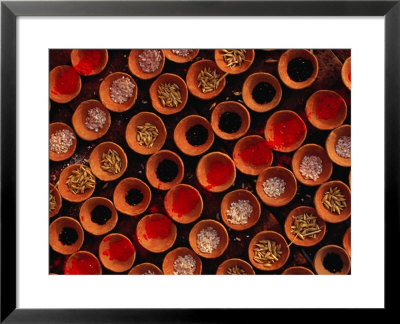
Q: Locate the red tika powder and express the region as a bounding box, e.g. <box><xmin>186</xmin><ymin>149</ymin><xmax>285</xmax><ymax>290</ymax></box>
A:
<box><xmin>102</xmin><ymin>239</ymin><xmax>135</xmax><ymax>262</ymax></box>
<box><xmin>53</xmin><ymin>67</ymin><xmax>80</xmax><ymax>95</ymax></box>
<box><xmin>315</xmin><ymin>94</ymin><xmax>343</xmax><ymax>120</ymax></box>
<box><xmin>172</xmin><ymin>187</ymin><xmax>199</xmax><ymax>217</ymax></box>
<box><xmin>64</xmin><ymin>257</ymin><xmax>99</xmax><ymax>275</ymax></box>
<box><xmin>206</xmin><ymin>161</ymin><xmax>233</xmax><ymax>189</ymax></box>
<box><xmin>268</xmin><ymin>117</ymin><xmax>306</xmax><ymax>150</ymax></box>
<box><xmin>238</xmin><ymin>140</ymin><xmax>272</xmax><ymax>166</ymax></box>
<box><xmin>144</xmin><ymin>216</ymin><xmax>172</xmax><ymax>239</ymax></box>
<box><xmin>74</xmin><ymin>50</ymin><xmax>103</xmax><ymax>75</ymax></box>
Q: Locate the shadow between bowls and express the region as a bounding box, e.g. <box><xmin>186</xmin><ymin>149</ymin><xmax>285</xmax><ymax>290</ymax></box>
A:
<box><xmin>214</xmin><ymin>49</ymin><xmax>255</xmax><ymax>74</ymax></box>
<box><xmin>313</xmin><ymin>244</ymin><xmax>351</xmax><ymax>275</ymax></box>
<box><xmin>49</xmin><ymin>65</ymin><xmax>82</xmax><ymax>103</ymax></box>
<box><xmin>64</xmin><ymin>251</ymin><xmax>102</xmax><ymax>275</ymax></box>
<box><xmin>128</xmin><ymin>49</ymin><xmax>165</xmax><ymax>80</ymax></box>
<box><xmin>49</xmin><ymin>122</ymin><xmax>77</xmax><ymax>162</ymax></box>
<box><xmin>342</xmin><ymin>57</ymin><xmax>351</xmax><ymax>91</ymax></box>
<box><xmin>282</xmin><ymin>266</ymin><xmax>314</xmax><ymax>275</ymax></box>
<box><xmin>49</xmin><ymin>216</ymin><xmax>84</xmax><ymax>255</ymax></box>
<box><xmin>216</xmin><ymin>258</ymin><xmax>255</xmax><ymax>275</ymax></box>
<box><xmin>129</xmin><ymin>263</ymin><xmax>163</xmax><ymax>275</ymax></box>
<box><xmin>162</xmin><ymin>247</ymin><xmax>202</xmax><ymax>275</ymax></box>
<box><xmin>162</xmin><ymin>49</ymin><xmax>200</xmax><ymax>63</ymax></box>
<box><xmin>70</xmin><ymin>49</ymin><xmax>108</xmax><ymax>76</ymax></box>
<box><xmin>49</xmin><ymin>183</ymin><xmax>62</xmax><ymax>218</ymax></box>
<box><xmin>325</xmin><ymin>124</ymin><xmax>351</xmax><ymax>167</ymax></box>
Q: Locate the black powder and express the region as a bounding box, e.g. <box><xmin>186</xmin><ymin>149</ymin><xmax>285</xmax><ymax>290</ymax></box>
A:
<box><xmin>323</xmin><ymin>253</ymin><xmax>343</xmax><ymax>273</ymax></box>
<box><xmin>287</xmin><ymin>57</ymin><xmax>314</xmax><ymax>82</ymax></box>
<box><xmin>185</xmin><ymin>124</ymin><xmax>208</xmax><ymax>146</ymax></box>
<box><xmin>218</xmin><ymin>112</ymin><xmax>242</xmax><ymax>134</ymax></box>
<box><xmin>91</xmin><ymin>205</ymin><xmax>112</xmax><ymax>225</ymax></box>
<box><xmin>251</xmin><ymin>82</ymin><xmax>276</xmax><ymax>104</ymax></box>
<box><xmin>125</xmin><ymin>189</ymin><xmax>144</xmax><ymax>206</ymax></box>
<box><xmin>156</xmin><ymin>159</ymin><xmax>178</xmax><ymax>182</ymax></box>
<box><xmin>58</xmin><ymin>227</ymin><xmax>78</xmax><ymax>246</ymax></box>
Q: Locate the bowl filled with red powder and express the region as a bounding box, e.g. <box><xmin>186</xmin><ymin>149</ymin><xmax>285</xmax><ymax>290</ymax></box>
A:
<box><xmin>128</xmin><ymin>49</ymin><xmax>165</xmax><ymax>80</ymax></box>
<box><xmin>64</xmin><ymin>251</ymin><xmax>102</xmax><ymax>275</ymax></box>
<box><xmin>49</xmin><ymin>122</ymin><xmax>77</xmax><ymax>162</ymax></box>
<box><xmin>325</xmin><ymin>124</ymin><xmax>351</xmax><ymax>167</ymax></box>
<box><xmin>49</xmin><ymin>216</ymin><xmax>84</xmax><ymax>255</ymax></box>
<box><xmin>216</xmin><ymin>258</ymin><xmax>255</xmax><ymax>275</ymax></box>
<box><xmin>49</xmin><ymin>65</ymin><xmax>82</xmax><ymax>103</ymax></box>
<box><xmin>71</xmin><ymin>49</ymin><xmax>108</xmax><ymax>76</ymax></box>
<box><xmin>214</xmin><ymin>49</ymin><xmax>255</xmax><ymax>75</ymax></box>
<box><xmin>162</xmin><ymin>49</ymin><xmax>200</xmax><ymax>64</ymax></box>
<box><xmin>49</xmin><ymin>182</ymin><xmax>62</xmax><ymax>218</ymax></box>
<box><xmin>305</xmin><ymin>90</ymin><xmax>348</xmax><ymax>130</ymax></box>
<box><xmin>164</xmin><ymin>184</ymin><xmax>203</xmax><ymax>224</ymax></box>
<box><xmin>341</xmin><ymin>56</ymin><xmax>351</xmax><ymax>91</ymax></box>
<box><xmin>313</xmin><ymin>244</ymin><xmax>351</xmax><ymax>275</ymax></box>
<box><xmin>128</xmin><ymin>262</ymin><xmax>163</xmax><ymax>275</ymax></box>
<box><xmin>162</xmin><ymin>247</ymin><xmax>202</xmax><ymax>275</ymax></box>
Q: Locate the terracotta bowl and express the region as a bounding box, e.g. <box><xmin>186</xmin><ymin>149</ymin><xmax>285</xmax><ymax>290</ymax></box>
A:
<box><xmin>99</xmin><ymin>72</ymin><xmax>138</xmax><ymax>112</ymax></box>
<box><xmin>211</xmin><ymin>101</ymin><xmax>251</xmax><ymax>141</ymax></box>
<box><xmin>89</xmin><ymin>141</ymin><xmax>128</xmax><ymax>181</ymax></box>
<box><xmin>196</xmin><ymin>152</ymin><xmax>236</xmax><ymax>193</ymax></box>
<box><xmin>113</xmin><ymin>177</ymin><xmax>152</xmax><ymax>217</ymax></box>
<box><xmin>162</xmin><ymin>49</ymin><xmax>200</xmax><ymax>63</ymax></box>
<box><xmin>49</xmin><ymin>183</ymin><xmax>62</xmax><ymax>218</ymax></box>
<box><xmin>342</xmin><ymin>227</ymin><xmax>351</xmax><ymax>258</ymax></box>
<box><xmin>305</xmin><ymin>90</ymin><xmax>347</xmax><ymax>130</ymax></box>
<box><xmin>128</xmin><ymin>49</ymin><xmax>165</xmax><ymax>80</ymax></box>
<box><xmin>284</xmin><ymin>206</ymin><xmax>326</xmax><ymax>247</ymax></box>
<box><xmin>70</xmin><ymin>49</ymin><xmax>108</xmax><ymax>76</ymax></box>
<box><xmin>314</xmin><ymin>180</ymin><xmax>351</xmax><ymax>223</ymax></box>
<box><xmin>349</xmin><ymin>170</ymin><xmax>351</xmax><ymax>188</ymax></box>
<box><xmin>79</xmin><ymin>197</ymin><xmax>118</xmax><ymax>236</ymax></box>
<box><xmin>264</xmin><ymin>110</ymin><xmax>307</xmax><ymax>153</ymax></box>
<box><xmin>49</xmin><ymin>216</ymin><xmax>84</xmax><ymax>255</ymax></box>
<box><xmin>129</xmin><ymin>262</ymin><xmax>163</xmax><ymax>275</ymax></box>
<box><xmin>58</xmin><ymin>164</ymin><xmax>96</xmax><ymax>203</ymax></box>
<box><xmin>291</xmin><ymin>144</ymin><xmax>333</xmax><ymax>186</ymax></box>
<box><xmin>71</xmin><ymin>99</ymin><xmax>111</xmax><ymax>141</ymax></box>
<box><xmin>64</xmin><ymin>251</ymin><xmax>102</xmax><ymax>275</ymax></box>
<box><xmin>164</xmin><ymin>184</ymin><xmax>203</xmax><ymax>224</ymax></box>
<box><xmin>216</xmin><ymin>258</ymin><xmax>255</xmax><ymax>275</ymax></box>
<box><xmin>313</xmin><ymin>244</ymin><xmax>351</xmax><ymax>275</ymax></box>
<box><xmin>136</xmin><ymin>213</ymin><xmax>177</xmax><ymax>253</ymax></box>
<box><xmin>256</xmin><ymin>166</ymin><xmax>297</xmax><ymax>207</ymax></box>
<box><xmin>220</xmin><ymin>189</ymin><xmax>261</xmax><ymax>231</ymax></box>
<box><xmin>125</xmin><ymin>112</ymin><xmax>167</xmax><ymax>155</ymax></box>
<box><xmin>189</xmin><ymin>219</ymin><xmax>229</xmax><ymax>259</ymax></box>
<box><xmin>174</xmin><ymin>115</ymin><xmax>214</xmax><ymax>156</ymax></box>
<box><xmin>326</xmin><ymin>124</ymin><xmax>351</xmax><ymax>167</ymax></box>
<box><xmin>145</xmin><ymin>150</ymin><xmax>184</xmax><ymax>191</ymax></box>
<box><xmin>342</xmin><ymin>57</ymin><xmax>351</xmax><ymax>91</ymax></box>
<box><xmin>214</xmin><ymin>49</ymin><xmax>255</xmax><ymax>74</ymax></box>
<box><xmin>242</xmin><ymin>72</ymin><xmax>282</xmax><ymax>113</ymax></box>
<box><xmin>99</xmin><ymin>233</ymin><xmax>136</xmax><ymax>273</ymax></box>
<box><xmin>186</xmin><ymin>59</ymin><xmax>226</xmax><ymax>100</ymax></box>
<box><xmin>248</xmin><ymin>230</ymin><xmax>290</xmax><ymax>271</ymax></box>
<box><xmin>232</xmin><ymin>135</ymin><xmax>273</xmax><ymax>176</ymax></box>
<box><xmin>282</xmin><ymin>266</ymin><xmax>314</xmax><ymax>275</ymax></box>
<box><xmin>49</xmin><ymin>65</ymin><xmax>82</xmax><ymax>103</ymax></box>
<box><xmin>162</xmin><ymin>247</ymin><xmax>202</xmax><ymax>275</ymax></box>
<box><xmin>149</xmin><ymin>73</ymin><xmax>188</xmax><ymax>115</ymax></box>
<box><xmin>278</xmin><ymin>49</ymin><xmax>319</xmax><ymax>90</ymax></box>
<box><xmin>49</xmin><ymin>122</ymin><xmax>77</xmax><ymax>162</ymax></box>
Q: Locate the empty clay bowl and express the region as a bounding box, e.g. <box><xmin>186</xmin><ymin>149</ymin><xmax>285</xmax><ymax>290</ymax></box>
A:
<box><xmin>256</xmin><ymin>166</ymin><xmax>297</xmax><ymax>207</ymax></box>
<box><xmin>342</xmin><ymin>227</ymin><xmax>351</xmax><ymax>258</ymax></box>
<box><xmin>99</xmin><ymin>233</ymin><xmax>136</xmax><ymax>273</ymax></box>
<box><xmin>313</xmin><ymin>244</ymin><xmax>351</xmax><ymax>275</ymax></box>
<box><xmin>248</xmin><ymin>230</ymin><xmax>290</xmax><ymax>271</ymax></box>
<box><xmin>214</xmin><ymin>49</ymin><xmax>255</xmax><ymax>74</ymax></box>
<box><xmin>186</xmin><ymin>59</ymin><xmax>226</xmax><ymax>100</ymax></box>
<box><xmin>145</xmin><ymin>150</ymin><xmax>184</xmax><ymax>191</ymax></box>
<box><xmin>282</xmin><ymin>266</ymin><xmax>314</xmax><ymax>275</ymax></box>
<box><xmin>58</xmin><ymin>164</ymin><xmax>96</xmax><ymax>203</ymax></box>
<box><xmin>164</xmin><ymin>184</ymin><xmax>203</xmax><ymax>224</ymax></box>
<box><xmin>305</xmin><ymin>90</ymin><xmax>347</xmax><ymax>130</ymax></box>
<box><xmin>174</xmin><ymin>115</ymin><xmax>214</xmax><ymax>156</ymax></box>
<box><xmin>71</xmin><ymin>99</ymin><xmax>111</xmax><ymax>141</ymax></box>
<box><xmin>64</xmin><ymin>251</ymin><xmax>102</xmax><ymax>275</ymax></box>
<box><xmin>49</xmin><ymin>216</ymin><xmax>84</xmax><ymax>255</ymax></box>
<box><xmin>314</xmin><ymin>180</ymin><xmax>351</xmax><ymax>223</ymax></box>
<box><xmin>49</xmin><ymin>122</ymin><xmax>77</xmax><ymax>162</ymax></box>
<box><xmin>220</xmin><ymin>189</ymin><xmax>261</xmax><ymax>231</ymax></box>
<box><xmin>242</xmin><ymin>72</ymin><xmax>282</xmax><ymax>112</ymax></box>
<box><xmin>49</xmin><ymin>65</ymin><xmax>82</xmax><ymax>103</ymax></box>
<box><xmin>211</xmin><ymin>101</ymin><xmax>251</xmax><ymax>141</ymax></box>
<box><xmin>216</xmin><ymin>258</ymin><xmax>255</xmax><ymax>275</ymax></box>
<box><xmin>342</xmin><ymin>57</ymin><xmax>351</xmax><ymax>91</ymax></box>
<box><xmin>70</xmin><ymin>49</ymin><xmax>108</xmax><ymax>76</ymax></box>
<box><xmin>326</xmin><ymin>124</ymin><xmax>351</xmax><ymax>167</ymax></box>
<box><xmin>284</xmin><ymin>206</ymin><xmax>326</xmax><ymax>247</ymax></box>
<box><xmin>89</xmin><ymin>141</ymin><xmax>128</xmax><ymax>181</ymax></box>
<box><xmin>79</xmin><ymin>197</ymin><xmax>118</xmax><ymax>236</ymax></box>
<box><xmin>264</xmin><ymin>110</ymin><xmax>307</xmax><ymax>153</ymax></box>
<box><xmin>99</xmin><ymin>72</ymin><xmax>138</xmax><ymax>112</ymax></box>
<box><xmin>232</xmin><ymin>135</ymin><xmax>273</xmax><ymax>176</ymax></box>
<box><xmin>129</xmin><ymin>263</ymin><xmax>163</xmax><ymax>275</ymax></box>
<box><xmin>149</xmin><ymin>73</ymin><xmax>188</xmax><ymax>115</ymax></box>
<box><xmin>189</xmin><ymin>219</ymin><xmax>229</xmax><ymax>259</ymax></box>
<box><xmin>125</xmin><ymin>112</ymin><xmax>167</xmax><ymax>155</ymax></box>
<box><xmin>278</xmin><ymin>49</ymin><xmax>319</xmax><ymax>90</ymax></box>
<box><xmin>113</xmin><ymin>177</ymin><xmax>152</xmax><ymax>217</ymax></box>
<box><xmin>162</xmin><ymin>49</ymin><xmax>200</xmax><ymax>63</ymax></box>
<box><xmin>162</xmin><ymin>247</ymin><xmax>202</xmax><ymax>275</ymax></box>
<box><xmin>291</xmin><ymin>144</ymin><xmax>333</xmax><ymax>186</ymax></box>
<box><xmin>136</xmin><ymin>213</ymin><xmax>177</xmax><ymax>253</ymax></box>
<box><xmin>196</xmin><ymin>152</ymin><xmax>236</xmax><ymax>193</ymax></box>
<box><xmin>49</xmin><ymin>183</ymin><xmax>62</xmax><ymax>218</ymax></box>
<box><xmin>128</xmin><ymin>49</ymin><xmax>165</xmax><ymax>80</ymax></box>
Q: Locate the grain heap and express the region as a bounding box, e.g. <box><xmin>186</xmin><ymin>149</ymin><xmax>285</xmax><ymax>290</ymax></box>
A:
<box><xmin>173</xmin><ymin>255</ymin><xmax>196</xmax><ymax>275</ymax></box>
<box><xmin>226</xmin><ymin>200</ymin><xmax>253</xmax><ymax>225</ymax></box>
<box><xmin>197</xmin><ymin>227</ymin><xmax>220</xmax><ymax>253</ymax></box>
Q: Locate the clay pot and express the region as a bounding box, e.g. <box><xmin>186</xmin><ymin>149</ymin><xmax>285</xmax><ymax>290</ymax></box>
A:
<box><xmin>255</xmin><ymin>166</ymin><xmax>297</xmax><ymax>207</ymax></box>
<box><xmin>99</xmin><ymin>72</ymin><xmax>138</xmax><ymax>112</ymax></box>
<box><xmin>64</xmin><ymin>251</ymin><xmax>102</xmax><ymax>275</ymax></box>
<box><xmin>216</xmin><ymin>258</ymin><xmax>255</xmax><ymax>275</ymax></box>
<box><xmin>214</xmin><ymin>49</ymin><xmax>255</xmax><ymax>74</ymax></box>
<box><xmin>326</xmin><ymin>124</ymin><xmax>351</xmax><ymax>167</ymax></box>
<box><xmin>242</xmin><ymin>72</ymin><xmax>282</xmax><ymax>112</ymax></box>
<box><xmin>162</xmin><ymin>247</ymin><xmax>202</xmax><ymax>275</ymax></box>
<box><xmin>342</xmin><ymin>227</ymin><xmax>351</xmax><ymax>258</ymax></box>
<box><xmin>49</xmin><ymin>183</ymin><xmax>62</xmax><ymax>218</ymax></box>
<box><xmin>128</xmin><ymin>49</ymin><xmax>165</xmax><ymax>80</ymax></box>
<box><xmin>349</xmin><ymin>170</ymin><xmax>351</xmax><ymax>188</ymax></box>
<box><xmin>113</xmin><ymin>177</ymin><xmax>152</xmax><ymax>217</ymax></box>
<box><xmin>49</xmin><ymin>216</ymin><xmax>84</xmax><ymax>255</ymax></box>
<box><xmin>49</xmin><ymin>65</ymin><xmax>82</xmax><ymax>103</ymax></box>
<box><xmin>70</xmin><ymin>49</ymin><xmax>108</xmax><ymax>76</ymax></box>
<box><xmin>49</xmin><ymin>122</ymin><xmax>77</xmax><ymax>162</ymax></box>
<box><xmin>162</xmin><ymin>49</ymin><xmax>200</xmax><ymax>63</ymax></box>
<box><xmin>71</xmin><ymin>99</ymin><xmax>111</xmax><ymax>141</ymax></box>
<box><xmin>149</xmin><ymin>73</ymin><xmax>188</xmax><ymax>115</ymax></box>
<box><xmin>220</xmin><ymin>189</ymin><xmax>261</xmax><ymax>231</ymax></box>
<box><xmin>211</xmin><ymin>101</ymin><xmax>250</xmax><ymax>141</ymax></box>
<box><xmin>282</xmin><ymin>266</ymin><xmax>314</xmax><ymax>275</ymax></box>
<box><xmin>313</xmin><ymin>244</ymin><xmax>351</xmax><ymax>275</ymax></box>
<box><xmin>291</xmin><ymin>144</ymin><xmax>333</xmax><ymax>186</ymax></box>
<box><xmin>129</xmin><ymin>263</ymin><xmax>163</xmax><ymax>275</ymax></box>
<box><xmin>58</xmin><ymin>164</ymin><xmax>95</xmax><ymax>203</ymax></box>
<box><xmin>174</xmin><ymin>115</ymin><xmax>214</xmax><ymax>156</ymax></box>
<box><xmin>342</xmin><ymin>57</ymin><xmax>351</xmax><ymax>90</ymax></box>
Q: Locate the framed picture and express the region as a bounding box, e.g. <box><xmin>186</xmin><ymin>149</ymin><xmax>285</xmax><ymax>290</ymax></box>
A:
<box><xmin>1</xmin><ymin>0</ymin><xmax>395</xmax><ymax>321</ymax></box>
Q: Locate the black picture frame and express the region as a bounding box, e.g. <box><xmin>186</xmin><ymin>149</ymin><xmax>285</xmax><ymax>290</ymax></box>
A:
<box><xmin>1</xmin><ymin>0</ymin><xmax>397</xmax><ymax>322</ymax></box>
